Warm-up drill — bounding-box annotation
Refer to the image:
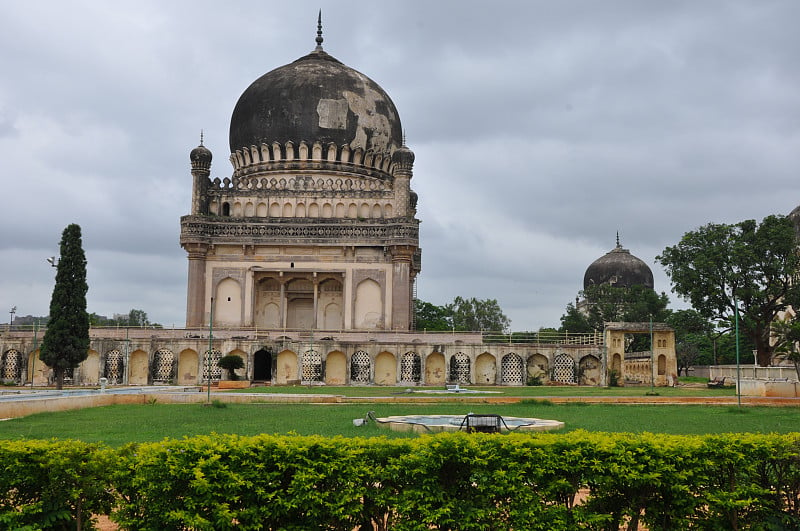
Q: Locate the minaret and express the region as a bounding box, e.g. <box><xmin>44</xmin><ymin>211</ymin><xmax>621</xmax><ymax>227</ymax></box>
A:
<box><xmin>185</xmin><ymin>134</ymin><xmax>213</xmax><ymax>327</ymax></box>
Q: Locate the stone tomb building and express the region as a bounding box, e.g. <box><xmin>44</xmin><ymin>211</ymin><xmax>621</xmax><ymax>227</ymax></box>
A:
<box><xmin>181</xmin><ymin>28</ymin><xmax>420</xmax><ymax>333</ymax></box>
<box><xmin>0</xmin><ymin>25</ymin><xmax>677</xmax><ymax>388</ymax></box>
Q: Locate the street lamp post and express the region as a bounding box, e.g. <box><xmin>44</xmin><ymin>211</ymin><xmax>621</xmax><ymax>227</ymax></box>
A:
<box><xmin>9</xmin><ymin>306</ymin><xmax>16</xmax><ymax>330</ymax></box>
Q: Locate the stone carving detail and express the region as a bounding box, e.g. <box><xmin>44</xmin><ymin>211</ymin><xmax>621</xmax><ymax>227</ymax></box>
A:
<box><xmin>181</xmin><ymin>219</ymin><xmax>418</xmax><ymax>244</ymax></box>
<box><xmin>552</xmin><ymin>353</ymin><xmax>576</xmax><ymax>384</ymax></box>
<box><xmin>104</xmin><ymin>349</ymin><xmax>124</xmax><ymax>384</ymax></box>
<box><xmin>351</xmin><ymin>350</ymin><xmax>371</xmax><ymax>383</ymax></box>
<box><xmin>202</xmin><ymin>349</ymin><xmax>223</xmax><ymax>382</ymax></box>
<box><xmin>302</xmin><ymin>349</ymin><xmax>322</xmax><ymax>382</ymax></box>
<box><xmin>400</xmin><ymin>351</ymin><xmax>421</xmax><ymax>383</ymax></box>
<box><xmin>500</xmin><ymin>353</ymin><xmax>524</xmax><ymax>384</ymax></box>
<box><xmin>450</xmin><ymin>352</ymin><xmax>470</xmax><ymax>384</ymax></box>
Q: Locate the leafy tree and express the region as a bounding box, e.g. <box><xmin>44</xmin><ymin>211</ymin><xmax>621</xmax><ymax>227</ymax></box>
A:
<box><xmin>413</xmin><ymin>299</ymin><xmax>452</xmax><ymax>331</ymax></box>
<box><xmin>449</xmin><ymin>296</ymin><xmax>510</xmax><ymax>333</ymax></box>
<box><xmin>217</xmin><ymin>355</ymin><xmax>245</xmax><ymax>381</ymax></box>
<box><xmin>657</xmin><ymin>215</ymin><xmax>800</xmax><ymax>366</ymax></box>
<box><xmin>414</xmin><ymin>297</ymin><xmax>511</xmax><ymax>333</ymax></box>
<box><xmin>40</xmin><ymin>224</ymin><xmax>90</xmax><ymax>389</ymax></box>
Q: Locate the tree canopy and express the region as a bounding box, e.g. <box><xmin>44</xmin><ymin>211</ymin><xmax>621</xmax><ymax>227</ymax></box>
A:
<box><xmin>560</xmin><ymin>284</ymin><xmax>671</xmax><ymax>333</ymax></box>
<box><xmin>414</xmin><ymin>297</ymin><xmax>511</xmax><ymax>332</ymax></box>
<box><xmin>40</xmin><ymin>224</ymin><xmax>90</xmax><ymax>389</ymax></box>
<box><xmin>657</xmin><ymin>215</ymin><xmax>800</xmax><ymax>366</ymax></box>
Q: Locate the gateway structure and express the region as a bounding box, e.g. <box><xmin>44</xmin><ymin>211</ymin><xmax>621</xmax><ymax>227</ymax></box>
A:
<box><xmin>181</xmin><ymin>22</ymin><xmax>420</xmax><ymax>332</ymax></box>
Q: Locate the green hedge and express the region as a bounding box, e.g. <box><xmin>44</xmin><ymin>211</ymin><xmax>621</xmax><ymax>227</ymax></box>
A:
<box><xmin>2</xmin><ymin>432</ymin><xmax>800</xmax><ymax>530</ymax></box>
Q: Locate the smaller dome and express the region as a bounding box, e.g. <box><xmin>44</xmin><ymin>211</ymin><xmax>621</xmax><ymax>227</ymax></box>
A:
<box><xmin>190</xmin><ymin>144</ymin><xmax>212</xmax><ymax>164</ymax></box>
<box><xmin>584</xmin><ymin>239</ymin><xmax>654</xmax><ymax>291</ymax></box>
<box><xmin>392</xmin><ymin>144</ymin><xmax>415</xmax><ymax>166</ymax></box>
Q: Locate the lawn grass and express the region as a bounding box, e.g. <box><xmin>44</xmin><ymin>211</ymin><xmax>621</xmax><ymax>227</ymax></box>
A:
<box><xmin>0</xmin><ymin>402</ymin><xmax>797</xmax><ymax>446</ymax></box>
<box><xmin>228</xmin><ymin>383</ymin><xmax>733</xmax><ymax>397</ymax></box>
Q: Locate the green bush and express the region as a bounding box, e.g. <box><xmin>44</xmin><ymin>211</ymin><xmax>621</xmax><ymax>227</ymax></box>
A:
<box><xmin>2</xmin><ymin>433</ymin><xmax>800</xmax><ymax>529</ymax></box>
<box><xmin>217</xmin><ymin>355</ymin><xmax>245</xmax><ymax>380</ymax></box>
<box><xmin>0</xmin><ymin>439</ymin><xmax>114</xmax><ymax>530</ymax></box>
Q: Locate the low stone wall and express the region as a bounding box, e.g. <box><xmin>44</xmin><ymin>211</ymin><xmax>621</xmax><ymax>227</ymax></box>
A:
<box><xmin>738</xmin><ymin>378</ymin><xmax>800</xmax><ymax>398</ymax></box>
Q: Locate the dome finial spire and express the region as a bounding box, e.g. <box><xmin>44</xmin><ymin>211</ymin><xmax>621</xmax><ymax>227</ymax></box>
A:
<box><xmin>315</xmin><ymin>10</ymin><xmax>324</xmax><ymax>51</ymax></box>
<box><xmin>200</xmin><ymin>129</ymin><xmax>204</xmax><ymax>146</ymax></box>
<box><xmin>616</xmin><ymin>231</ymin><xmax>620</xmax><ymax>248</ymax></box>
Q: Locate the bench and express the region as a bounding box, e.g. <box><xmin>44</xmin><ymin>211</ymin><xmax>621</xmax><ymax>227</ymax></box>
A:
<box><xmin>707</xmin><ymin>376</ymin><xmax>727</xmax><ymax>388</ymax></box>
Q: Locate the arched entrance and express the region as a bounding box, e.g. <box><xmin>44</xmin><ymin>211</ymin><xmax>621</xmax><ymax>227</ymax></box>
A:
<box><xmin>425</xmin><ymin>352</ymin><xmax>446</xmax><ymax>385</ymax></box>
<box><xmin>475</xmin><ymin>352</ymin><xmax>496</xmax><ymax>385</ymax></box>
<box><xmin>374</xmin><ymin>351</ymin><xmax>396</xmax><ymax>385</ymax></box>
<box><xmin>325</xmin><ymin>351</ymin><xmax>346</xmax><ymax>385</ymax></box>
<box><xmin>253</xmin><ymin>348</ymin><xmax>273</xmax><ymax>381</ymax></box>
<box><xmin>579</xmin><ymin>355</ymin><xmax>601</xmax><ymax>385</ymax></box>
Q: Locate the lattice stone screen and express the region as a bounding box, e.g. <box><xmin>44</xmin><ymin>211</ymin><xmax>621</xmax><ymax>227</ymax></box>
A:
<box><xmin>552</xmin><ymin>353</ymin><xmax>575</xmax><ymax>383</ymax></box>
<box><xmin>450</xmin><ymin>353</ymin><xmax>470</xmax><ymax>384</ymax></box>
<box><xmin>152</xmin><ymin>349</ymin><xmax>176</xmax><ymax>382</ymax></box>
<box><xmin>203</xmin><ymin>349</ymin><xmax>222</xmax><ymax>381</ymax></box>
<box><xmin>1</xmin><ymin>349</ymin><xmax>21</xmax><ymax>381</ymax></box>
<box><xmin>302</xmin><ymin>349</ymin><xmax>322</xmax><ymax>382</ymax></box>
<box><xmin>400</xmin><ymin>352</ymin><xmax>421</xmax><ymax>382</ymax></box>
<box><xmin>104</xmin><ymin>349</ymin><xmax>124</xmax><ymax>384</ymax></box>
<box><xmin>500</xmin><ymin>353</ymin><xmax>524</xmax><ymax>384</ymax></box>
<box><xmin>350</xmin><ymin>350</ymin><xmax>371</xmax><ymax>383</ymax></box>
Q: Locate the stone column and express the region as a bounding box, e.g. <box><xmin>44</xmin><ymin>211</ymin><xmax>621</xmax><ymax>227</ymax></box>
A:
<box><xmin>184</xmin><ymin>243</ymin><xmax>209</xmax><ymax>328</ymax></box>
<box><xmin>390</xmin><ymin>245</ymin><xmax>415</xmax><ymax>330</ymax></box>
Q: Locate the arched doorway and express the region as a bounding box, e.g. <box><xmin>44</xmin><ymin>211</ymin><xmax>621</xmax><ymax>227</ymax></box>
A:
<box><xmin>425</xmin><ymin>352</ymin><xmax>446</xmax><ymax>385</ymax></box>
<box><xmin>527</xmin><ymin>354</ymin><xmax>549</xmax><ymax>384</ymax></box>
<box><xmin>475</xmin><ymin>353</ymin><xmax>496</xmax><ymax>385</ymax></box>
<box><xmin>129</xmin><ymin>350</ymin><xmax>149</xmax><ymax>385</ymax></box>
<box><xmin>579</xmin><ymin>355</ymin><xmax>601</xmax><ymax>385</ymax></box>
<box><xmin>178</xmin><ymin>349</ymin><xmax>199</xmax><ymax>385</ymax></box>
<box><xmin>253</xmin><ymin>348</ymin><xmax>273</xmax><ymax>381</ymax></box>
<box><xmin>325</xmin><ymin>351</ymin><xmax>346</xmax><ymax>385</ymax></box>
<box><xmin>374</xmin><ymin>351</ymin><xmax>396</xmax><ymax>385</ymax></box>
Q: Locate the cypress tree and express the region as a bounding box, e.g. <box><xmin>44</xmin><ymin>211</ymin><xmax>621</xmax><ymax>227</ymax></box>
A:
<box><xmin>40</xmin><ymin>224</ymin><xmax>90</xmax><ymax>389</ymax></box>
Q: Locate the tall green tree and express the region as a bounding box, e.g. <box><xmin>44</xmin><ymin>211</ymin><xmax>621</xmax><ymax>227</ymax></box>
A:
<box><xmin>413</xmin><ymin>299</ymin><xmax>452</xmax><ymax>331</ymax></box>
<box><xmin>449</xmin><ymin>296</ymin><xmax>510</xmax><ymax>332</ymax></box>
<box><xmin>40</xmin><ymin>224</ymin><xmax>90</xmax><ymax>389</ymax></box>
<box><xmin>657</xmin><ymin>215</ymin><xmax>800</xmax><ymax>366</ymax></box>
<box><xmin>414</xmin><ymin>297</ymin><xmax>511</xmax><ymax>332</ymax></box>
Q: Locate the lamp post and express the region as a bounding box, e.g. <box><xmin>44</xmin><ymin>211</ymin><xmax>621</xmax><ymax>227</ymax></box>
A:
<box><xmin>9</xmin><ymin>306</ymin><xmax>16</xmax><ymax>330</ymax></box>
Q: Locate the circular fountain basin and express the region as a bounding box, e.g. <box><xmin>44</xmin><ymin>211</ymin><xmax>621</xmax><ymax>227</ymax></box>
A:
<box><xmin>374</xmin><ymin>414</ymin><xmax>564</xmax><ymax>433</ymax></box>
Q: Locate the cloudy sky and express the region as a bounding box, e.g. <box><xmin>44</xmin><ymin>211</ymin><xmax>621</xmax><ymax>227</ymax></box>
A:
<box><xmin>1</xmin><ymin>1</ymin><xmax>799</xmax><ymax>330</ymax></box>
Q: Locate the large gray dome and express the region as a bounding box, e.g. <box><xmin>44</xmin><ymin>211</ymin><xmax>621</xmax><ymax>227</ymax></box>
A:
<box><xmin>583</xmin><ymin>241</ymin><xmax>654</xmax><ymax>291</ymax></box>
<box><xmin>229</xmin><ymin>48</ymin><xmax>402</xmax><ymax>155</ymax></box>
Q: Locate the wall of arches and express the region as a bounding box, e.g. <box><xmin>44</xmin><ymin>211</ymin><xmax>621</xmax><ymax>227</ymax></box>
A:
<box><xmin>0</xmin><ymin>337</ymin><xmax>674</xmax><ymax>388</ymax></box>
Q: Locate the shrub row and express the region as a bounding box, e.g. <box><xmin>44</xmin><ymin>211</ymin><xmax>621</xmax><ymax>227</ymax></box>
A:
<box><xmin>1</xmin><ymin>431</ymin><xmax>800</xmax><ymax>530</ymax></box>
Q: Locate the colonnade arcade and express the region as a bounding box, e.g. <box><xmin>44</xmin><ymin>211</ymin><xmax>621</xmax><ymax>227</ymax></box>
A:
<box><xmin>1</xmin><ymin>345</ymin><xmax>606</xmax><ymax>387</ymax></box>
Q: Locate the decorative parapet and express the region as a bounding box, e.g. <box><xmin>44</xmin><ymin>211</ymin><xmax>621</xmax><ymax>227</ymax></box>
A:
<box><xmin>179</xmin><ymin>215</ymin><xmax>419</xmax><ymax>246</ymax></box>
<box><xmin>229</xmin><ymin>140</ymin><xmax>401</xmax><ymax>180</ymax></box>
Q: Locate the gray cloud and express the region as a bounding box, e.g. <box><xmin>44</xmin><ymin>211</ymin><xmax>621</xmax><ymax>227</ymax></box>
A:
<box><xmin>1</xmin><ymin>0</ymin><xmax>799</xmax><ymax>330</ymax></box>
